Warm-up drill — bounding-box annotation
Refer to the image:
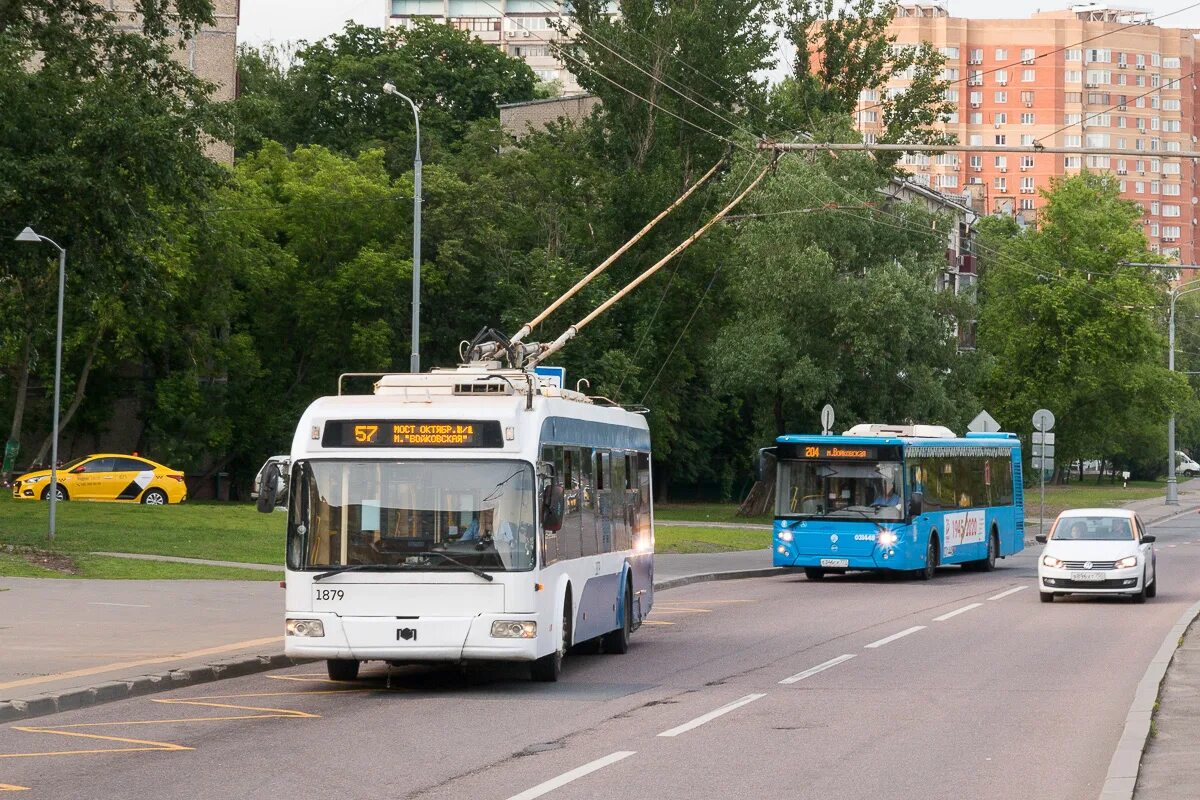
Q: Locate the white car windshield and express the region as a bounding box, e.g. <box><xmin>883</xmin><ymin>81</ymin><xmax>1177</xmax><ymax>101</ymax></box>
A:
<box><xmin>1052</xmin><ymin>516</ymin><xmax>1135</xmax><ymax>541</ymax></box>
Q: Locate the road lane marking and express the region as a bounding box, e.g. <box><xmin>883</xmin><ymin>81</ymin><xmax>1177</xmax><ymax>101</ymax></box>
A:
<box><xmin>87</xmin><ymin>602</ymin><xmax>151</xmax><ymax>608</ymax></box>
<box><xmin>1168</xmin><ymin>545</ymin><xmax>1177</xmax><ymax>548</ymax></box>
<box><xmin>0</xmin><ymin>785</ymin><xmax>30</xmax><ymax>792</ymax></box>
<box><xmin>504</xmin><ymin>751</ymin><xmax>636</xmax><ymax>800</ymax></box>
<box><xmin>644</xmin><ymin>607</ymin><xmax>713</xmax><ymax>613</ymax></box>
<box><xmin>864</xmin><ymin>626</ymin><xmax>925</xmax><ymax>649</ymax></box>
<box><xmin>0</xmin><ymin>636</ymin><xmax>281</xmax><ymax>692</ymax></box>
<box><xmin>639</xmin><ymin>620</ymin><xmax>675</xmax><ymax>625</ymax></box>
<box><xmin>779</xmin><ymin>654</ymin><xmax>855</xmax><ymax>685</ymax></box>
<box><xmin>933</xmin><ymin>603</ymin><xmax>982</xmax><ymax>622</ymax></box>
<box><xmin>657</xmin><ymin>694</ymin><xmax>767</xmax><ymax>737</ymax></box>
<box><xmin>988</xmin><ymin>586</ymin><xmax>1028</xmax><ymax>601</ymax></box>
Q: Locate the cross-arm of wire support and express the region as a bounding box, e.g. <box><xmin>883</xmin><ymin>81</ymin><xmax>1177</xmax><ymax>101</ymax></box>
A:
<box><xmin>527</xmin><ymin>158</ymin><xmax>776</xmax><ymax>367</ymax></box>
<box><xmin>509</xmin><ymin>157</ymin><xmax>725</xmax><ymax>345</ymax></box>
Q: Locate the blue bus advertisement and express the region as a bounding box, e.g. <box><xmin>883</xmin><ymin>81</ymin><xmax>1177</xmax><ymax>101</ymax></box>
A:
<box><xmin>769</xmin><ymin>424</ymin><xmax>1024</xmax><ymax>580</ymax></box>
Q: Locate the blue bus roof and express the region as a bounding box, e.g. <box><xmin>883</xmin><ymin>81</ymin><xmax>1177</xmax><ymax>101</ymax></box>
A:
<box><xmin>775</xmin><ymin>432</ymin><xmax>1020</xmax><ymax>448</ymax></box>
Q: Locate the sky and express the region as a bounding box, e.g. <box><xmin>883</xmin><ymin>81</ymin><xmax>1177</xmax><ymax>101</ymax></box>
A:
<box><xmin>237</xmin><ymin>1</ymin><xmax>1200</xmax><ymax>51</ymax></box>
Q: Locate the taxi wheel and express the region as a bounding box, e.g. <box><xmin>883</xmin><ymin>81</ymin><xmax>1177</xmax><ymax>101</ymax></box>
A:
<box><xmin>41</xmin><ymin>485</ymin><xmax>68</xmax><ymax>502</ymax></box>
<box><xmin>142</xmin><ymin>489</ymin><xmax>168</xmax><ymax>505</ymax></box>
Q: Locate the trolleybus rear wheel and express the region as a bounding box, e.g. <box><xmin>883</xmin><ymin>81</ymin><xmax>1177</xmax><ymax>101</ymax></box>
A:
<box><xmin>602</xmin><ymin>584</ymin><xmax>632</xmax><ymax>655</ymax></box>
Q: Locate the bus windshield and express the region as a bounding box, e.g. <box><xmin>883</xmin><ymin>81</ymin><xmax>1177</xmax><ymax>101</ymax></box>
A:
<box><xmin>777</xmin><ymin>459</ymin><xmax>904</xmax><ymax>521</ymax></box>
<box><xmin>287</xmin><ymin>460</ymin><xmax>536</xmax><ymax>572</ymax></box>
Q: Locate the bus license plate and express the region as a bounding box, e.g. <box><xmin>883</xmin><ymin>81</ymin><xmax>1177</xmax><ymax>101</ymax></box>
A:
<box><xmin>1071</xmin><ymin>572</ymin><xmax>1106</xmax><ymax>582</ymax></box>
<box><xmin>820</xmin><ymin>558</ymin><xmax>849</xmax><ymax>568</ymax></box>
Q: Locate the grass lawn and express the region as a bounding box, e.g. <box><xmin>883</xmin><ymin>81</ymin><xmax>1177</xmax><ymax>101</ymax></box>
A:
<box><xmin>0</xmin><ymin>551</ymin><xmax>282</xmax><ymax>580</ymax></box>
<box><xmin>0</xmin><ymin>494</ymin><xmax>285</xmax><ymax>565</ymax></box>
<box><xmin>654</xmin><ymin>525</ymin><xmax>770</xmax><ymax>554</ymax></box>
<box><xmin>1031</xmin><ymin>479</ymin><xmax>1168</xmax><ymax>519</ymax></box>
<box><xmin>654</xmin><ymin>502</ymin><xmax>771</xmax><ymax>525</ymax></box>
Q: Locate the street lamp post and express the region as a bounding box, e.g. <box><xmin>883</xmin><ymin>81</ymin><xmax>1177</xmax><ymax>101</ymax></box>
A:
<box><xmin>382</xmin><ymin>82</ymin><xmax>423</xmax><ymax>374</ymax></box>
<box><xmin>14</xmin><ymin>226</ymin><xmax>66</xmax><ymax>541</ymax></box>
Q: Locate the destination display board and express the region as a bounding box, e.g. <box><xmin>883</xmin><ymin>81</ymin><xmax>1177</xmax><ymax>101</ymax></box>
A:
<box><xmin>322</xmin><ymin>420</ymin><xmax>504</xmax><ymax>448</ymax></box>
<box><xmin>778</xmin><ymin>443</ymin><xmax>903</xmax><ymax>462</ymax></box>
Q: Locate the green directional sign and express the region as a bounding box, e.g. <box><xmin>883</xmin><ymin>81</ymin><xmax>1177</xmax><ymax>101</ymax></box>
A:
<box><xmin>2</xmin><ymin>439</ymin><xmax>18</xmax><ymax>476</ymax></box>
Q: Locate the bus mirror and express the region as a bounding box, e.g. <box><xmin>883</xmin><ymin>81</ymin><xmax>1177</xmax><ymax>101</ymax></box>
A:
<box><xmin>542</xmin><ymin>484</ymin><xmax>565</xmax><ymax>531</ymax></box>
<box><xmin>256</xmin><ymin>463</ymin><xmax>282</xmax><ymax>514</ymax></box>
<box><xmin>757</xmin><ymin>447</ymin><xmax>777</xmax><ymax>482</ymax></box>
<box><xmin>908</xmin><ymin>491</ymin><xmax>923</xmax><ymax>518</ymax></box>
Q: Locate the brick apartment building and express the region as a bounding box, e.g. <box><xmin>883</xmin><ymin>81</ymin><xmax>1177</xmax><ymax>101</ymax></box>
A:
<box><xmin>385</xmin><ymin>0</ymin><xmax>608</xmax><ymax>96</ymax></box>
<box><xmin>855</xmin><ymin>2</ymin><xmax>1200</xmax><ymax>262</ymax></box>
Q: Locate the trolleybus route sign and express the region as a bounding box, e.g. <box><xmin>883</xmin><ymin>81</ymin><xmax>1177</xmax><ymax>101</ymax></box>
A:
<box><xmin>322</xmin><ymin>420</ymin><xmax>504</xmax><ymax>448</ymax></box>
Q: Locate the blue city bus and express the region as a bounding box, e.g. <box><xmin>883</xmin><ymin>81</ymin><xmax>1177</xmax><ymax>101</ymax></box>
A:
<box><xmin>768</xmin><ymin>424</ymin><xmax>1024</xmax><ymax>580</ymax></box>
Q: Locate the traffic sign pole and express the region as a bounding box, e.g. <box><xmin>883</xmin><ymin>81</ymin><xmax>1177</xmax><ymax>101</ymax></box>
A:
<box><xmin>1033</xmin><ymin>410</ymin><xmax>1056</xmax><ymax>540</ymax></box>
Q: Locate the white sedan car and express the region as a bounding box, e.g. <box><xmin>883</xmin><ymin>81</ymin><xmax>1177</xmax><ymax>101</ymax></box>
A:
<box><xmin>1036</xmin><ymin>508</ymin><xmax>1157</xmax><ymax>603</ymax></box>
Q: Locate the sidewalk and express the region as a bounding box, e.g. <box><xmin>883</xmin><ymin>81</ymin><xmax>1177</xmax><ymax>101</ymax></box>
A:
<box><xmin>1136</xmin><ymin>616</ymin><xmax>1200</xmax><ymax>799</ymax></box>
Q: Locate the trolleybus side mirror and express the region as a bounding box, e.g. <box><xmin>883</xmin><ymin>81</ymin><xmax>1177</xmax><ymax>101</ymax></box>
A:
<box><xmin>256</xmin><ymin>463</ymin><xmax>282</xmax><ymax>514</ymax></box>
<box><xmin>542</xmin><ymin>484</ymin><xmax>565</xmax><ymax>531</ymax></box>
<box><xmin>1035</xmin><ymin>534</ymin><xmax>1048</xmax><ymax>544</ymax></box>
<box><xmin>908</xmin><ymin>491</ymin><xmax>923</xmax><ymax>518</ymax></box>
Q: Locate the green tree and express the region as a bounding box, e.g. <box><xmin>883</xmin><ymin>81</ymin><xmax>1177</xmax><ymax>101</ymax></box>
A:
<box><xmin>976</xmin><ymin>172</ymin><xmax>1192</xmax><ymax>479</ymax></box>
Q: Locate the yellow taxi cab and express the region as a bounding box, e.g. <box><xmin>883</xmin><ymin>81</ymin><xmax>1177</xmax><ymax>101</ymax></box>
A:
<box><xmin>12</xmin><ymin>453</ymin><xmax>187</xmax><ymax>505</ymax></box>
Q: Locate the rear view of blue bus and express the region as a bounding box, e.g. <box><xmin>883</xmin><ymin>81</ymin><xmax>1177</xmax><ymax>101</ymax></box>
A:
<box><xmin>769</xmin><ymin>424</ymin><xmax>1024</xmax><ymax>580</ymax></box>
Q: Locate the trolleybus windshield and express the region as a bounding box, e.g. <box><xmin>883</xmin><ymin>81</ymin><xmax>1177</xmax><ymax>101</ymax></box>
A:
<box><xmin>287</xmin><ymin>460</ymin><xmax>536</xmax><ymax>572</ymax></box>
<box><xmin>777</xmin><ymin>458</ymin><xmax>905</xmax><ymax>521</ymax></box>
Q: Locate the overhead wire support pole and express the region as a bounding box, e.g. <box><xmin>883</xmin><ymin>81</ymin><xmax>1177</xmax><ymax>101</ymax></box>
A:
<box><xmin>510</xmin><ymin>158</ymin><xmax>725</xmax><ymax>345</ymax></box>
<box><xmin>529</xmin><ymin>158</ymin><xmax>776</xmax><ymax>367</ymax></box>
<box><xmin>755</xmin><ymin>142</ymin><xmax>1200</xmax><ymax>159</ymax></box>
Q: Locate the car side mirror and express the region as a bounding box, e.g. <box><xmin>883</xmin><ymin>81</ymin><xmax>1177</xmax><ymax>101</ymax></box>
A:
<box><xmin>908</xmin><ymin>491</ymin><xmax>923</xmax><ymax>518</ymax></box>
<box><xmin>71</xmin><ymin>466</ymin><xmax>86</xmax><ymax>474</ymax></box>
<box><xmin>256</xmin><ymin>463</ymin><xmax>283</xmax><ymax>514</ymax></box>
<box><xmin>542</xmin><ymin>484</ymin><xmax>565</xmax><ymax>532</ymax></box>
<box><xmin>1142</xmin><ymin>534</ymin><xmax>1156</xmax><ymax>544</ymax></box>
<box><xmin>1035</xmin><ymin>534</ymin><xmax>1048</xmax><ymax>544</ymax></box>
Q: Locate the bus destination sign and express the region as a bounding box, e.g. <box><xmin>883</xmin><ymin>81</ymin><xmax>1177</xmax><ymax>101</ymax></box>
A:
<box><xmin>801</xmin><ymin>445</ymin><xmax>877</xmax><ymax>460</ymax></box>
<box><xmin>322</xmin><ymin>420</ymin><xmax>504</xmax><ymax>448</ymax></box>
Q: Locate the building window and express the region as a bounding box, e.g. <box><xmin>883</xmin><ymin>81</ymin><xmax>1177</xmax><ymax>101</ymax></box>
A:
<box><xmin>1163</xmin><ymin>204</ymin><xmax>1181</xmax><ymax>217</ymax></box>
<box><xmin>1151</xmin><ymin>181</ymin><xmax>1160</xmax><ymax>194</ymax></box>
<box><xmin>994</xmin><ymin>177</ymin><xmax>1007</xmax><ymax>191</ymax></box>
<box><xmin>1021</xmin><ymin>155</ymin><xmax>1035</xmax><ymax>168</ymax></box>
<box><xmin>995</xmin><ymin>48</ymin><xmax>1008</xmax><ymax>60</ymax></box>
<box><xmin>1164</xmin><ymin>57</ymin><xmax>1181</xmax><ymax>69</ymax></box>
<box><xmin>860</xmin><ymin>110</ymin><xmax>877</xmax><ymax>123</ymax></box>
<box><xmin>1065</xmin><ymin>69</ymin><xmax>1082</xmax><ymax>83</ymax></box>
<box><xmin>995</xmin><ymin>69</ymin><xmax>1008</xmax><ymax>85</ymax></box>
<box><xmin>1020</xmin><ymin>198</ymin><xmax>1036</xmax><ymax>211</ymax></box>
<box><xmin>1163</xmin><ymin>119</ymin><xmax>1180</xmax><ymax>133</ymax></box>
<box><xmin>1151</xmin><ymin>201</ymin><xmax>1161</xmax><ymax>215</ymax></box>
<box><xmin>1020</xmin><ymin>90</ymin><xmax>1034</xmax><ymax>105</ymax></box>
<box><xmin>944</xmin><ymin>88</ymin><xmax>959</xmax><ymax>102</ymax></box>
<box><xmin>1022</xmin><ymin>69</ymin><xmax>1036</xmax><ymax>82</ymax></box>
<box><xmin>1020</xmin><ymin>134</ymin><xmax>1035</xmax><ymax>146</ymax></box>
<box><xmin>1164</xmin><ymin>162</ymin><xmax>1181</xmax><ymax>175</ymax></box>
<box><xmin>994</xmin><ymin>112</ymin><xmax>1007</xmax><ymax>124</ymax></box>
<box><xmin>969</xmin><ymin>48</ymin><xmax>983</xmax><ymax>64</ymax></box>
<box><xmin>969</xmin><ymin>134</ymin><xmax>983</xmax><ymax>146</ymax></box>
<box><xmin>994</xmin><ymin>155</ymin><xmax>1007</xmax><ymax>168</ymax></box>
<box><xmin>1164</xmin><ymin>225</ymin><xmax>1182</xmax><ymax>238</ymax></box>
<box><xmin>1164</xmin><ymin>98</ymin><xmax>1181</xmax><ymax>111</ymax></box>
<box><xmin>1065</xmin><ymin>91</ymin><xmax>1082</xmax><ymax>103</ymax></box>
<box><xmin>994</xmin><ymin>134</ymin><xmax>1007</xmax><ymax>145</ymax></box>
<box><xmin>994</xmin><ymin>91</ymin><xmax>1007</xmax><ymax>104</ymax></box>
<box><xmin>969</xmin><ymin>155</ymin><xmax>983</xmax><ymax>168</ymax></box>
<box><xmin>1135</xmin><ymin>181</ymin><xmax>1145</xmax><ymax>194</ymax></box>
<box><xmin>1064</xmin><ymin>113</ymin><xmax>1081</xmax><ymax>126</ymax></box>
<box><xmin>1150</xmin><ymin>222</ymin><xmax>1160</xmax><ymax>236</ymax></box>
<box><xmin>969</xmin><ymin>90</ymin><xmax>983</xmax><ymax>105</ymax></box>
<box><xmin>968</xmin><ymin>70</ymin><xmax>983</xmax><ymax>86</ymax></box>
<box><xmin>969</xmin><ymin>112</ymin><xmax>983</xmax><ymax>124</ymax></box>
<box><xmin>1064</xmin><ymin>156</ymin><xmax>1082</xmax><ymax>168</ymax></box>
<box><xmin>940</xmin><ymin>46</ymin><xmax>960</xmax><ymax>58</ymax></box>
<box><xmin>1020</xmin><ymin>112</ymin><xmax>1034</xmax><ymax>125</ymax></box>
<box><xmin>1136</xmin><ymin>53</ymin><xmax>1145</xmax><ymax>67</ymax></box>
<box><xmin>1066</xmin><ymin>49</ymin><xmax>1082</xmax><ymax>61</ymax></box>
<box><xmin>1064</xmin><ymin>135</ymin><xmax>1082</xmax><ymax>147</ymax></box>
<box><xmin>1021</xmin><ymin>48</ymin><xmax>1035</xmax><ymax>64</ymax></box>
<box><xmin>1087</xmin><ymin>48</ymin><xmax>1112</xmax><ymax>63</ymax></box>
<box><xmin>1151</xmin><ymin>53</ymin><xmax>1161</xmax><ymax>67</ymax></box>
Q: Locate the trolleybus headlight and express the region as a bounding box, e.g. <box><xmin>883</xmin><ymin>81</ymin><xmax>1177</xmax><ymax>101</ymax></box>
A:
<box><xmin>1115</xmin><ymin>555</ymin><xmax>1138</xmax><ymax>568</ymax></box>
<box><xmin>490</xmin><ymin>620</ymin><xmax>537</xmax><ymax>639</ymax></box>
<box><xmin>877</xmin><ymin>531</ymin><xmax>898</xmax><ymax>546</ymax></box>
<box><xmin>1041</xmin><ymin>555</ymin><xmax>1063</xmax><ymax>569</ymax></box>
<box><xmin>779</xmin><ymin>530</ymin><xmax>793</xmax><ymax>542</ymax></box>
<box><xmin>286</xmin><ymin>619</ymin><xmax>325</xmax><ymax>637</ymax></box>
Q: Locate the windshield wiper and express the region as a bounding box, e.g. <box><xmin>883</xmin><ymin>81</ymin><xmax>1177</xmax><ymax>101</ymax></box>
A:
<box><xmin>412</xmin><ymin>552</ymin><xmax>495</xmax><ymax>581</ymax></box>
<box><xmin>312</xmin><ymin>564</ymin><xmax>389</xmax><ymax>582</ymax></box>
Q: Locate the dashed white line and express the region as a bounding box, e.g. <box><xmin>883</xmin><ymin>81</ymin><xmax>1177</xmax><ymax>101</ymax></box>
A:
<box><xmin>864</xmin><ymin>626</ymin><xmax>925</xmax><ymax>649</ymax></box>
<box><xmin>1168</xmin><ymin>545</ymin><xmax>1178</xmax><ymax>548</ymax></box>
<box><xmin>779</xmin><ymin>654</ymin><xmax>856</xmax><ymax>685</ymax></box>
<box><xmin>933</xmin><ymin>603</ymin><xmax>982</xmax><ymax>622</ymax></box>
<box><xmin>988</xmin><ymin>586</ymin><xmax>1029</xmax><ymax>601</ymax></box>
<box><xmin>504</xmin><ymin>751</ymin><xmax>637</xmax><ymax>800</ymax></box>
<box><xmin>87</xmin><ymin>602</ymin><xmax>151</xmax><ymax>608</ymax></box>
<box><xmin>657</xmin><ymin>693</ymin><xmax>767</xmax><ymax>737</ymax></box>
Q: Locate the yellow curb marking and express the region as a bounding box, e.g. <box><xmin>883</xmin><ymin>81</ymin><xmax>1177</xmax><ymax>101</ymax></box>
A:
<box><xmin>0</xmin><ymin>636</ymin><xmax>282</xmax><ymax>692</ymax></box>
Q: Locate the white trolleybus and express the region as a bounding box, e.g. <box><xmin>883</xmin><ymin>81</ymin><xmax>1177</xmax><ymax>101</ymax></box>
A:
<box><xmin>258</xmin><ymin>365</ymin><xmax>654</xmax><ymax>682</ymax></box>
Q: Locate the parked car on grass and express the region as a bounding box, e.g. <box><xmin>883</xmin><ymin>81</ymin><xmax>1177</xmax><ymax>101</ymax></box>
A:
<box><xmin>1036</xmin><ymin>508</ymin><xmax>1157</xmax><ymax>603</ymax></box>
<box><xmin>11</xmin><ymin>454</ymin><xmax>187</xmax><ymax>505</ymax></box>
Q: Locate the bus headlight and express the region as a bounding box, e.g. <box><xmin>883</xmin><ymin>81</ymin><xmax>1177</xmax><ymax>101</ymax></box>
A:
<box><xmin>877</xmin><ymin>531</ymin><xmax>898</xmax><ymax>546</ymax></box>
<box><xmin>491</xmin><ymin>620</ymin><xmax>537</xmax><ymax>638</ymax></box>
<box><xmin>286</xmin><ymin>619</ymin><xmax>325</xmax><ymax>637</ymax></box>
<box><xmin>778</xmin><ymin>530</ymin><xmax>793</xmax><ymax>542</ymax></box>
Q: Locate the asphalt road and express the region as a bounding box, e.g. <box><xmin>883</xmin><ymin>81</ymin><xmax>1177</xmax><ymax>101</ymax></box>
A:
<box><xmin>4</xmin><ymin>511</ymin><xmax>1199</xmax><ymax>799</ymax></box>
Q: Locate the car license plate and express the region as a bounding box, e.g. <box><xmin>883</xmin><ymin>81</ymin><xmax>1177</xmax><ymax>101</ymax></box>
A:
<box><xmin>1070</xmin><ymin>572</ymin><xmax>1106</xmax><ymax>582</ymax></box>
<box><xmin>820</xmin><ymin>558</ymin><xmax>849</xmax><ymax>568</ymax></box>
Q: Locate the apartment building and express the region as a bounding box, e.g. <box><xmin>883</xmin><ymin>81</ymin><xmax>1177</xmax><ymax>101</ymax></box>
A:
<box><xmin>386</xmin><ymin>0</ymin><xmax>610</xmax><ymax>95</ymax></box>
<box><xmin>856</xmin><ymin>2</ymin><xmax>1200</xmax><ymax>261</ymax></box>
<box><xmin>108</xmin><ymin>0</ymin><xmax>239</xmax><ymax>163</ymax></box>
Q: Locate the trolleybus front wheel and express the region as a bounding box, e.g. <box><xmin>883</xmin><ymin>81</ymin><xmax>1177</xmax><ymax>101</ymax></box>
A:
<box><xmin>326</xmin><ymin>658</ymin><xmax>360</xmax><ymax>681</ymax></box>
<box><xmin>532</xmin><ymin>596</ymin><xmax>571</xmax><ymax>682</ymax></box>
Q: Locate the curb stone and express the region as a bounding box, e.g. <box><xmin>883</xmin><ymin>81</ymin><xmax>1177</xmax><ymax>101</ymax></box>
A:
<box><xmin>653</xmin><ymin>567</ymin><xmax>788</xmax><ymax>593</ymax></box>
<box><xmin>1099</xmin><ymin>597</ymin><xmax>1200</xmax><ymax>800</ymax></box>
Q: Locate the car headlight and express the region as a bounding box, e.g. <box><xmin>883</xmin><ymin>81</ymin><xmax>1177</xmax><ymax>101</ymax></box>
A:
<box><xmin>778</xmin><ymin>530</ymin><xmax>793</xmax><ymax>542</ymax></box>
<box><xmin>1115</xmin><ymin>555</ymin><xmax>1138</xmax><ymax>568</ymax></box>
<box><xmin>286</xmin><ymin>619</ymin><xmax>325</xmax><ymax>637</ymax></box>
<box><xmin>490</xmin><ymin>620</ymin><xmax>537</xmax><ymax>638</ymax></box>
<box><xmin>22</xmin><ymin>475</ymin><xmax>48</xmax><ymax>485</ymax></box>
<box><xmin>1042</xmin><ymin>555</ymin><xmax>1063</xmax><ymax>568</ymax></box>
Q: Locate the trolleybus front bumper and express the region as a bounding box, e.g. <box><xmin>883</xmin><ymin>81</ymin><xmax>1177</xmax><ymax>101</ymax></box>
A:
<box><xmin>284</xmin><ymin>612</ymin><xmax>541</xmax><ymax>662</ymax></box>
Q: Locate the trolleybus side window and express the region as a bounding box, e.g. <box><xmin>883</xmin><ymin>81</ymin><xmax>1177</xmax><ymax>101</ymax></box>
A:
<box><xmin>541</xmin><ymin>445</ymin><xmax>562</xmax><ymax>566</ymax></box>
<box><xmin>611</xmin><ymin>451</ymin><xmax>629</xmax><ymax>551</ymax></box>
<box><xmin>579</xmin><ymin>447</ymin><xmax>599</xmax><ymax>557</ymax></box>
<box><xmin>636</xmin><ymin>452</ymin><xmax>651</xmax><ymax>549</ymax></box>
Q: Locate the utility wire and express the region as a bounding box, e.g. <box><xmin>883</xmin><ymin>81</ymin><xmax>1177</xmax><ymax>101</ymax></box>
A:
<box><xmin>855</xmin><ymin>0</ymin><xmax>1200</xmax><ymax>117</ymax></box>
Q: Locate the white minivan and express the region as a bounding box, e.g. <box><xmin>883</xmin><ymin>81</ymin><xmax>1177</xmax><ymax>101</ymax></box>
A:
<box><xmin>1177</xmin><ymin>451</ymin><xmax>1200</xmax><ymax>478</ymax></box>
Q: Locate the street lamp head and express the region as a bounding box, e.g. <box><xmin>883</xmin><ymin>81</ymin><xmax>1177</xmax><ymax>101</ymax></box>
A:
<box><xmin>15</xmin><ymin>226</ymin><xmax>42</xmax><ymax>243</ymax></box>
<box><xmin>383</xmin><ymin>82</ymin><xmax>398</xmax><ymax>95</ymax></box>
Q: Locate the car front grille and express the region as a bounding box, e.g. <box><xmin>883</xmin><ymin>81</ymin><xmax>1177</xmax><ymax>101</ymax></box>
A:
<box><xmin>11</xmin><ymin>480</ymin><xmax>19</xmax><ymax>498</ymax></box>
<box><xmin>1060</xmin><ymin>560</ymin><xmax>1119</xmax><ymax>570</ymax></box>
<box><xmin>1043</xmin><ymin>577</ymin><xmax>1138</xmax><ymax>590</ymax></box>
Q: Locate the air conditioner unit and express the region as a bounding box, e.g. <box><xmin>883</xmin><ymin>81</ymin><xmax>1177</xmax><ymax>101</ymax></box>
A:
<box><xmin>522</xmin><ymin>30</ymin><xmax>530</xmax><ymax>37</ymax></box>
<box><xmin>973</xmin><ymin>166</ymin><xmax>982</xmax><ymax>172</ymax></box>
<box><xmin>1025</xmin><ymin>102</ymin><xmax>1033</xmax><ymax>107</ymax></box>
<box><xmin>969</xmin><ymin>177</ymin><xmax>983</xmax><ymax>184</ymax></box>
<box><xmin>995</xmin><ymin>122</ymin><xmax>1002</xmax><ymax>129</ymax></box>
<box><xmin>1137</xmin><ymin>64</ymin><xmax>1145</xmax><ymax>70</ymax></box>
<box><xmin>1085</xmin><ymin>83</ymin><xmax>1098</xmax><ymax>89</ymax></box>
<box><xmin>1119</xmin><ymin>63</ymin><xmax>1127</xmax><ymax>69</ymax></box>
<box><xmin>1118</xmin><ymin>169</ymin><xmax>1128</xmax><ymax>175</ymax></box>
<box><xmin>997</xmin><ymin>80</ymin><xmax>1008</xmax><ymax>86</ymax></box>
<box><xmin>1020</xmin><ymin>166</ymin><xmax>1029</xmax><ymax>171</ymax></box>
<box><xmin>505</xmin><ymin>30</ymin><xmax>515</xmax><ymax>37</ymax></box>
<box><xmin>1164</xmin><ymin>237</ymin><xmax>1178</xmax><ymax>242</ymax></box>
<box><xmin>1000</xmin><ymin>167</ymin><xmax>1008</xmax><ymax>173</ymax></box>
<box><xmin>968</xmin><ymin>58</ymin><xmax>981</xmax><ymax>65</ymax></box>
<box><xmin>971</xmin><ymin>102</ymin><xmax>981</xmax><ymax>108</ymax></box>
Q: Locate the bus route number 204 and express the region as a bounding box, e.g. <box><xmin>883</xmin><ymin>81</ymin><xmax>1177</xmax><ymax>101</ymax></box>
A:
<box><xmin>314</xmin><ymin>589</ymin><xmax>345</xmax><ymax>601</ymax></box>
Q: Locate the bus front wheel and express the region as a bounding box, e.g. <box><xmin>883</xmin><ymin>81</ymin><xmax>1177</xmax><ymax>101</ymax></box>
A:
<box><xmin>804</xmin><ymin>568</ymin><xmax>826</xmax><ymax>581</ymax></box>
<box><xmin>326</xmin><ymin>659</ymin><xmax>360</xmax><ymax>681</ymax></box>
<box><xmin>916</xmin><ymin>536</ymin><xmax>938</xmax><ymax>581</ymax></box>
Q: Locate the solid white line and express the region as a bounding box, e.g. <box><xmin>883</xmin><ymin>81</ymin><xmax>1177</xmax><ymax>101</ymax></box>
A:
<box><xmin>779</xmin><ymin>654</ymin><xmax>856</xmax><ymax>685</ymax></box>
<box><xmin>87</xmin><ymin>602</ymin><xmax>151</xmax><ymax>608</ymax></box>
<box><xmin>988</xmin><ymin>585</ymin><xmax>1029</xmax><ymax>601</ymax></box>
<box><xmin>657</xmin><ymin>693</ymin><xmax>767</xmax><ymax>737</ymax></box>
<box><xmin>505</xmin><ymin>751</ymin><xmax>637</xmax><ymax>800</ymax></box>
<box><xmin>864</xmin><ymin>626</ymin><xmax>925</xmax><ymax>649</ymax></box>
<box><xmin>933</xmin><ymin>602</ymin><xmax>982</xmax><ymax>622</ymax></box>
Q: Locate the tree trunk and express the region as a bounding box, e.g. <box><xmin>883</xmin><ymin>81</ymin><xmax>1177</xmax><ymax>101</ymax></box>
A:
<box><xmin>3</xmin><ymin>333</ymin><xmax>33</xmax><ymax>481</ymax></box>
<box><xmin>31</xmin><ymin>342</ymin><xmax>99</xmax><ymax>466</ymax></box>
